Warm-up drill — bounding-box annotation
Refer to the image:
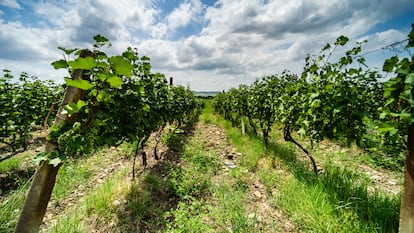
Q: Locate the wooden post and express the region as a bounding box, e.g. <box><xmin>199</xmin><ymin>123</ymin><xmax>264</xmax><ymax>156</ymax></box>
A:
<box><xmin>169</xmin><ymin>77</ymin><xmax>173</xmax><ymax>86</ymax></box>
<box><xmin>241</xmin><ymin>115</ymin><xmax>245</xmax><ymax>135</ymax></box>
<box><xmin>14</xmin><ymin>50</ymin><xmax>93</xmax><ymax>233</ymax></box>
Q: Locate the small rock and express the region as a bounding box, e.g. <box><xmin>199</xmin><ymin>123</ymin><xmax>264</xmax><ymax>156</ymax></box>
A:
<box><xmin>224</xmin><ymin>161</ymin><xmax>237</xmax><ymax>169</ymax></box>
<box><xmin>371</xmin><ymin>175</ymin><xmax>381</xmax><ymax>180</ymax></box>
<box><xmin>253</xmin><ymin>191</ymin><xmax>262</xmax><ymax>199</ymax></box>
<box><xmin>248</xmin><ymin>213</ymin><xmax>256</xmax><ymax>219</ymax></box>
<box><xmin>112</xmin><ymin>200</ymin><xmax>122</xmax><ymax>207</ymax></box>
<box><xmin>388</xmin><ymin>181</ymin><xmax>397</xmax><ymax>185</ymax></box>
<box><xmin>97</xmin><ymin>178</ymin><xmax>104</xmax><ymax>184</ymax></box>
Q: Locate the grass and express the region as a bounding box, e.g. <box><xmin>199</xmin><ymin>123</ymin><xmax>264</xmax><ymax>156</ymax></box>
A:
<box><xmin>48</xmin><ymin>167</ymin><xmax>130</xmax><ymax>233</ymax></box>
<box><xmin>205</xmin><ymin>99</ymin><xmax>401</xmax><ymax>233</ymax></box>
<box><xmin>0</xmin><ymin>181</ymin><xmax>29</xmax><ymax>233</ymax></box>
<box><xmin>0</xmin><ymin>152</ymin><xmax>36</xmax><ymax>233</ymax></box>
<box><xmin>164</xmin><ymin>135</ymin><xmax>258</xmax><ymax>233</ymax></box>
<box><xmin>0</xmin><ymin>155</ymin><xmax>22</xmax><ymax>173</ymax></box>
<box><xmin>0</xmin><ymin>144</ymin><xmax>131</xmax><ymax>232</ymax></box>
<box><xmin>52</xmin><ymin>159</ymin><xmax>94</xmax><ymax>201</ymax></box>
<box><xmin>49</xmin><ymin>210</ymin><xmax>84</xmax><ymax>233</ymax></box>
<box><xmin>211</xmin><ymin>180</ymin><xmax>257</xmax><ymax>232</ymax></box>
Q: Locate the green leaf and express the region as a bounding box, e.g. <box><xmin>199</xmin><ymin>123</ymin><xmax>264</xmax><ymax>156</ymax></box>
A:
<box><xmin>400</xmin><ymin>112</ymin><xmax>414</xmax><ymax>123</ymax></box>
<box><xmin>48</xmin><ymin>151</ymin><xmax>67</xmax><ymax>167</ymax></box>
<box><xmin>68</xmin><ymin>57</ymin><xmax>96</xmax><ymax>70</ymax></box>
<box><xmin>404</xmin><ymin>73</ymin><xmax>414</xmax><ymax>85</ymax></box>
<box><xmin>64</xmin><ymin>100</ymin><xmax>87</xmax><ymax>115</ymax></box>
<box><xmin>109</xmin><ymin>56</ymin><xmax>133</xmax><ymax>78</ymax></box>
<box><xmin>123</xmin><ymin>50</ymin><xmax>136</xmax><ymax>60</ymax></box>
<box><xmin>378</xmin><ymin>125</ymin><xmax>398</xmax><ymax>136</ymax></box>
<box><xmin>335</xmin><ymin>36</ymin><xmax>349</xmax><ymax>46</ymax></box>
<box><xmin>65</xmin><ymin>78</ymin><xmax>94</xmax><ymax>90</ymax></box>
<box><xmin>383</xmin><ymin>56</ymin><xmax>398</xmax><ymax>72</ymax></box>
<box><xmin>106</xmin><ymin>75</ymin><xmax>124</xmax><ymax>88</ymax></box>
<box><xmin>298</xmin><ymin>128</ymin><xmax>306</xmax><ymax>137</ymax></box>
<box><xmin>379</xmin><ymin>111</ymin><xmax>388</xmax><ymax>119</ymax></box>
<box><xmin>93</xmin><ymin>35</ymin><xmax>109</xmax><ymax>43</ymax></box>
<box><xmin>49</xmin><ymin>157</ymin><xmax>62</xmax><ymax>167</ymax></box>
<box><xmin>64</xmin><ymin>102</ymin><xmax>77</xmax><ymax>115</ymax></box>
<box><xmin>51</xmin><ymin>60</ymin><xmax>69</xmax><ymax>69</ymax></box>
<box><xmin>322</xmin><ymin>43</ymin><xmax>331</xmax><ymax>51</ymax></box>
<box><xmin>407</xmin><ymin>23</ymin><xmax>414</xmax><ymax>48</ymax></box>
<box><xmin>33</xmin><ymin>152</ymin><xmax>48</xmax><ymax>165</ymax></box>
<box><xmin>77</xmin><ymin>99</ymin><xmax>87</xmax><ymax>109</ymax></box>
<box><xmin>58</xmin><ymin>47</ymin><xmax>78</xmax><ymax>55</ymax></box>
<box><xmin>143</xmin><ymin>104</ymin><xmax>150</xmax><ymax>112</ymax></box>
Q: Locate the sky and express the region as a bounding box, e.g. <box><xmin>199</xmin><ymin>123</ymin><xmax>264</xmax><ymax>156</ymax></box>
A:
<box><xmin>1</xmin><ymin>0</ymin><xmax>414</xmax><ymax>91</ymax></box>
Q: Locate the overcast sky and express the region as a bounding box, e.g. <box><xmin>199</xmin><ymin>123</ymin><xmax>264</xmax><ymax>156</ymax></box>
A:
<box><xmin>1</xmin><ymin>0</ymin><xmax>414</xmax><ymax>91</ymax></box>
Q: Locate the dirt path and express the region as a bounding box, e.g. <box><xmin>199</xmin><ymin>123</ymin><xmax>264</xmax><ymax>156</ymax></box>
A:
<box><xmin>198</xmin><ymin>123</ymin><xmax>296</xmax><ymax>232</ymax></box>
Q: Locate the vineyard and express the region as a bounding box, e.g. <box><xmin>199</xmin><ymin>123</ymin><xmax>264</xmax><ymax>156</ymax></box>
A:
<box><xmin>0</xmin><ymin>25</ymin><xmax>413</xmax><ymax>232</ymax></box>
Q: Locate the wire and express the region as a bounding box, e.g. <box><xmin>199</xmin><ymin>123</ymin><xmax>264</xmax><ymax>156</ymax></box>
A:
<box><xmin>355</xmin><ymin>39</ymin><xmax>410</xmax><ymax>58</ymax></box>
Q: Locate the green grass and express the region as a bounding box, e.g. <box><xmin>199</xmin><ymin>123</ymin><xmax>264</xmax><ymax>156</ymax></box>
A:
<box><xmin>49</xmin><ymin>210</ymin><xmax>84</xmax><ymax>233</ymax></box>
<box><xmin>0</xmin><ymin>152</ymin><xmax>35</xmax><ymax>233</ymax></box>
<box><xmin>212</xmin><ymin>180</ymin><xmax>257</xmax><ymax>232</ymax></box>
<box><xmin>0</xmin><ymin>144</ymin><xmax>131</xmax><ymax>232</ymax></box>
<box><xmin>48</xmin><ymin>167</ymin><xmax>129</xmax><ymax>233</ymax></box>
<box><xmin>206</xmin><ymin>99</ymin><xmax>401</xmax><ymax>233</ymax></box>
<box><xmin>0</xmin><ymin>156</ymin><xmax>21</xmax><ymax>173</ymax></box>
<box><xmin>52</xmin><ymin>159</ymin><xmax>94</xmax><ymax>201</ymax></box>
<box><xmin>164</xmin><ymin>101</ymin><xmax>272</xmax><ymax>232</ymax></box>
<box><xmin>0</xmin><ymin>181</ymin><xmax>29</xmax><ymax>233</ymax></box>
<box><xmin>0</xmin><ymin>151</ymin><xmax>32</xmax><ymax>173</ymax></box>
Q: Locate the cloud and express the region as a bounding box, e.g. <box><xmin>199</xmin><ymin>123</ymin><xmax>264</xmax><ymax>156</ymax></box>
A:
<box><xmin>150</xmin><ymin>0</ymin><xmax>204</xmax><ymax>38</ymax></box>
<box><xmin>167</xmin><ymin>0</ymin><xmax>202</xmax><ymax>29</ymax></box>
<box><xmin>33</xmin><ymin>0</ymin><xmax>159</xmax><ymax>42</ymax></box>
<box><xmin>0</xmin><ymin>21</ymin><xmax>61</xmax><ymax>61</ymax></box>
<box><xmin>0</xmin><ymin>0</ymin><xmax>21</xmax><ymax>9</ymax></box>
<box><xmin>1</xmin><ymin>0</ymin><xmax>414</xmax><ymax>91</ymax></box>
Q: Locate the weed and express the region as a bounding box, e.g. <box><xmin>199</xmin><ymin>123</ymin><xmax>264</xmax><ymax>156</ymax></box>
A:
<box><xmin>162</xmin><ymin>125</ymin><xmax>184</xmax><ymax>150</ymax></box>
<box><xmin>212</xmin><ymin>104</ymin><xmax>401</xmax><ymax>233</ymax></box>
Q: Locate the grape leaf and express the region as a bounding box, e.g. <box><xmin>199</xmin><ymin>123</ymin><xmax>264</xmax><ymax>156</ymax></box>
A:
<box><xmin>68</xmin><ymin>57</ymin><xmax>96</xmax><ymax>70</ymax></box>
<box><xmin>65</xmin><ymin>78</ymin><xmax>94</xmax><ymax>90</ymax></box>
<box><xmin>51</xmin><ymin>60</ymin><xmax>68</xmax><ymax>69</ymax></box>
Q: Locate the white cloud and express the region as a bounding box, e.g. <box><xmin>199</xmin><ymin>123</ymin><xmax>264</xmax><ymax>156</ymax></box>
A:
<box><xmin>1</xmin><ymin>0</ymin><xmax>414</xmax><ymax>91</ymax></box>
<box><xmin>149</xmin><ymin>0</ymin><xmax>203</xmax><ymax>38</ymax></box>
<box><xmin>0</xmin><ymin>0</ymin><xmax>21</xmax><ymax>9</ymax></box>
<box><xmin>167</xmin><ymin>2</ymin><xmax>192</xmax><ymax>29</ymax></box>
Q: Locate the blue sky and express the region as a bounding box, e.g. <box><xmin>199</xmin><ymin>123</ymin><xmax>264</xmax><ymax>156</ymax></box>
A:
<box><xmin>0</xmin><ymin>0</ymin><xmax>414</xmax><ymax>91</ymax></box>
